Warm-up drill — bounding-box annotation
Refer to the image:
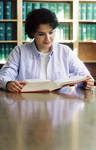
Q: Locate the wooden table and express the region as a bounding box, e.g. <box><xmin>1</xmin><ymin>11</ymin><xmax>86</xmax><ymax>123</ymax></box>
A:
<box><xmin>0</xmin><ymin>86</ymin><xmax>96</xmax><ymax>150</ymax></box>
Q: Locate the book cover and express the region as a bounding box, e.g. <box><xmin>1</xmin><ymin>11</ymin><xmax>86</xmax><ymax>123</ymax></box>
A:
<box><xmin>5</xmin><ymin>23</ymin><xmax>13</xmax><ymax>40</ymax></box>
<box><xmin>93</xmin><ymin>4</ymin><xmax>96</xmax><ymax>20</ymax></box>
<box><xmin>32</xmin><ymin>3</ymin><xmax>40</xmax><ymax>9</ymax></box>
<box><xmin>26</xmin><ymin>2</ymin><xmax>32</xmax><ymax>16</ymax></box>
<box><xmin>22</xmin><ymin>2</ymin><xmax>26</xmax><ymax>20</ymax></box>
<box><xmin>0</xmin><ymin>22</ymin><xmax>5</xmax><ymax>41</ymax></box>
<box><xmin>81</xmin><ymin>3</ymin><xmax>86</xmax><ymax>20</ymax></box>
<box><xmin>0</xmin><ymin>1</ymin><xmax>3</xmax><ymax>19</ymax></box>
<box><xmin>56</xmin><ymin>3</ymin><xmax>64</xmax><ymax>21</ymax></box>
<box><xmin>86</xmin><ymin>3</ymin><xmax>93</xmax><ymax>20</ymax></box>
<box><xmin>64</xmin><ymin>3</ymin><xmax>71</xmax><ymax>19</ymax></box>
<box><xmin>21</xmin><ymin>76</ymin><xmax>90</xmax><ymax>93</ymax></box>
<box><xmin>4</xmin><ymin>1</ymin><xmax>11</xmax><ymax>19</ymax></box>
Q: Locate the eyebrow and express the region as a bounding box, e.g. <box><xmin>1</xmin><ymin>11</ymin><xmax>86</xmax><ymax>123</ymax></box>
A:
<box><xmin>37</xmin><ymin>29</ymin><xmax>54</xmax><ymax>34</ymax></box>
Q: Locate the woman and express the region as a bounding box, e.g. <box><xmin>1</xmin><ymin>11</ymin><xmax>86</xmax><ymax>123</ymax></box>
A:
<box><xmin>0</xmin><ymin>8</ymin><xmax>94</xmax><ymax>92</ymax></box>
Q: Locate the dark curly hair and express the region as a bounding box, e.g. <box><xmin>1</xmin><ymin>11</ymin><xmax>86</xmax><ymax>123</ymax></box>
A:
<box><xmin>25</xmin><ymin>8</ymin><xmax>59</xmax><ymax>39</ymax></box>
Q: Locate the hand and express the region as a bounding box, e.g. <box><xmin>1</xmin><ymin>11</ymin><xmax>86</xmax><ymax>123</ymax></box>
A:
<box><xmin>83</xmin><ymin>77</ymin><xmax>94</xmax><ymax>90</ymax></box>
<box><xmin>6</xmin><ymin>80</ymin><xmax>27</xmax><ymax>93</ymax></box>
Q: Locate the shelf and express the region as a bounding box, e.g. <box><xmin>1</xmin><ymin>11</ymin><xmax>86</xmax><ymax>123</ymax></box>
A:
<box><xmin>0</xmin><ymin>41</ymin><xmax>17</xmax><ymax>43</ymax></box>
<box><xmin>79</xmin><ymin>20</ymin><xmax>96</xmax><ymax>23</ymax></box>
<box><xmin>0</xmin><ymin>19</ymin><xmax>17</xmax><ymax>22</ymax></box>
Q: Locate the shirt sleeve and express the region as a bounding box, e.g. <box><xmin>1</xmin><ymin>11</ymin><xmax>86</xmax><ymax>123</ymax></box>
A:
<box><xmin>68</xmin><ymin>47</ymin><xmax>93</xmax><ymax>88</ymax></box>
<box><xmin>0</xmin><ymin>46</ymin><xmax>20</xmax><ymax>89</ymax></box>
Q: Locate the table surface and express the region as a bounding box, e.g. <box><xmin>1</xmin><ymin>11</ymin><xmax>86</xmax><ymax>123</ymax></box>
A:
<box><xmin>0</xmin><ymin>86</ymin><xmax>96</xmax><ymax>150</ymax></box>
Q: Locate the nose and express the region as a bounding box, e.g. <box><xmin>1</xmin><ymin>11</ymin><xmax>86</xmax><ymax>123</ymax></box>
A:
<box><xmin>45</xmin><ymin>33</ymin><xmax>50</xmax><ymax>41</ymax></box>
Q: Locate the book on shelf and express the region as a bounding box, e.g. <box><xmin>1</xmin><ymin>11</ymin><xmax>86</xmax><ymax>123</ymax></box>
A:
<box><xmin>4</xmin><ymin>1</ymin><xmax>11</xmax><ymax>19</ymax></box>
<box><xmin>80</xmin><ymin>3</ymin><xmax>86</xmax><ymax>20</ymax></box>
<box><xmin>0</xmin><ymin>43</ymin><xmax>16</xmax><ymax>62</ymax></box>
<box><xmin>40</xmin><ymin>3</ymin><xmax>49</xmax><ymax>9</ymax></box>
<box><xmin>79</xmin><ymin>23</ymin><xmax>96</xmax><ymax>41</ymax></box>
<box><xmin>81</xmin><ymin>24</ymin><xmax>86</xmax><ymax>41</ymax></box>
<box><xmin>0</xmin><ymin>44</ymin><xmax>5</xmax><ymax>61</ymax></box>
<box><xmin>22</xmin><ymin>2</ymin><xmax>26</xmax><ymax>20</ymax></box>
<box><xmin>49</xmin><ymin>3</ymin><xmax>57</xmax><ymax>14</ymax></box>
<box><xmin>86</xmin><ymin>3</ymin><xmax>93</xmax><ymax>20</ymax></box>
<box><xmin>64</xmin><ymin>3</ymin><xmax>71</xmax><ymax>19</ymax></box>
<box><xmin>93</xmin><ymin>4</ymin><xmax>96</xmax><ymax>20</ymax></box>
<box><xmin>32</xmin><ymin>3</ymin><xmax>40</xmax><ymax>10</ymax></box>
<box><xmin>86</xmin><ymin>24</ymin><xmax>91</xmax><ymax>41</ymax></box>
<box><xmin>91</xmin><ymin>24</ymin><xmax>96</xmax><ymax>40</ymax></box>
<box><xmin>5</xmin><ymin>23</ymin><xmax>12</xmax><ymax>40</ymax></box>
<box><xmin>26</xmin><ymin>2</ymin><xmax>32</xmax><ymax>16</ymax></box>
<box><xmin>0</xmin><ymin>1</ymin><xmax>3</xmax><ymax>19</ymax></box>
<box><xmin>21</xmin><ymin>76</ymin><xmax>90</xmax><ymax>93</ymax></box>
<box><xmin>0</xmin><ymin>23</ymin><xmax>5</xmax><ymax>41</ymax></box>
<box><xmin>56</xmin><ymin>3</ymin><xmax>64</xmax><ymax>22</ymax></box>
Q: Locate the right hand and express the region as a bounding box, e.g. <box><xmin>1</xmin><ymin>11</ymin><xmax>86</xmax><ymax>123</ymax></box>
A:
<box><xmin>6</xmin><ymin>80</ymin><xmax>27</xmax><ymax>93</ymax></box>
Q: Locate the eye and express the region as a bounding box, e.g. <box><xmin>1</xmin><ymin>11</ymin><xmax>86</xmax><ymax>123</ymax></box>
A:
<box><xmin>38</xmin><ymin>33</ymin><xmax>44</xmax><ymax>36</ymax></box>
<box><xmin>49</xmin><ymin>31</ymin><xmax>54</xmax><ymax>34</ymax></box>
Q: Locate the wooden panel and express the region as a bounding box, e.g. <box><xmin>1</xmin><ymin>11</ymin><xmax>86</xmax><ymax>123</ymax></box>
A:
<box><xmin>84</xmin><ymin>63</ymin><xmax>96</xmax><ymax>81</ymax></box>
<box><xmin>78</xmin><ymin>43</ymin><xmax>96</xmax><ymax>62</ymax></box>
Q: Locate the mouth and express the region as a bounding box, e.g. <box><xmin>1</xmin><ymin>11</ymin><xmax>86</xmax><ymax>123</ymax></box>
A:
<box><xmin>44</xmin><ymin>42</ymin><xmax>51</xmax><ymax>45</ymax></box>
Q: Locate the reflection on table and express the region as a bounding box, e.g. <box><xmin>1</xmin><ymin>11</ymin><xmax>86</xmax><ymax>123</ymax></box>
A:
<box><xmin>0</xmin><ymin>86</ymin><xmax>95</xmax><ymax>150</ymax></box>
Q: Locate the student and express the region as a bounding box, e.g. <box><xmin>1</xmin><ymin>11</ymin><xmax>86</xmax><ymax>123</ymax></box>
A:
<box><xmin>0</xmin><ymin>8</ymin><xmax>94</xmax><ymax>92</ymax></box>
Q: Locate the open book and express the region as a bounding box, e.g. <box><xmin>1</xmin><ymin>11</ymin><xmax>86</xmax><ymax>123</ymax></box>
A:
<box><xmin>21</xmin><ymin>76</ymin><xmax>90</xmax><ymax>93</ymax></box>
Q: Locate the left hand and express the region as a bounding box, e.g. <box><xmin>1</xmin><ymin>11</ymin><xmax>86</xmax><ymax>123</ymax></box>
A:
<box><xmin>83</xmin><ymin>77</ymin><xmax>94</xmax><ymax>90</ymax></box>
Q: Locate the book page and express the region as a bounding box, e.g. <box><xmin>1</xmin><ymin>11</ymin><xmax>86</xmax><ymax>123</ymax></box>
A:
<box><xmin>53</xmin><ymin>76</ymin><xmax>89</xmax><ymax>87</ymax></box>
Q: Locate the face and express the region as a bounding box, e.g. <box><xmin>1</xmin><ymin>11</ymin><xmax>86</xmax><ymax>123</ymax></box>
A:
<box><xmin>33</xmin><ymin>24</ymin><xmax>55</xmax><ymax>53</ymax></box>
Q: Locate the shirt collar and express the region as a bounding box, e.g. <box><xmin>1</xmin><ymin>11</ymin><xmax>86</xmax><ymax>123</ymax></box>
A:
<box><xmin>30</xmin><ymin>40</ymin><xmax>54</xmax><ymax>59</ymax></box>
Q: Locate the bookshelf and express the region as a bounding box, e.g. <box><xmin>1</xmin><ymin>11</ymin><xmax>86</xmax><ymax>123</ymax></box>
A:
<box><xmin>0</xmin><ymin>0</ymin><xmax>96</xmax><ymax>80</ymax></box>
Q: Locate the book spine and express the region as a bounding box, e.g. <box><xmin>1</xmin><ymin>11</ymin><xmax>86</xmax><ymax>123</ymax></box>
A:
<box><xmin>86</xmin><ymin>24</ymin><xmax>91</xmax><ymax>40</ymax></box>
<box><xmin>32</xmin><ymin>3</ymin><xmax>40</xmax><ymax>9</ymax></box>
<box><xmin>81</xmin><ymin>3</ymin><xmax>86</xmax><ymax>20</ymax></box>
<box><xmin>55</xmin><ymin>26</ymin><xmax>60</xmax><ymax>41</ymax></box>
<box><xmin>40</xmin><ymin>3</ymin><xmax>49</xmax><ymax>9</ymax></box>
<box><xmin>61</xmin><ymin>24</ymin><xmax>66</xmax><ymax>40</ymax></box>
<box><xmin>5</xmin><ymin>23</ymin><xmax>13</xmax><ymax>40</ymax></box>
<box><xmin>79</xmin><ymin>24</ymin><xmax>82</xmax><ymax>40</ymax></box>
<box><xmin>4</xmin><ymin>1</ymin><xmax>11</xmax><ymax>19</ymax></box>
<box><xmin>65</xmin><ymin>24</ymin><xmax>70</xmax><ymax>40</ymax></box>
<box><xmin>93</xmin><ymin>4</ymin><xmax>96</xmax><ymax>20</ymax></box>
<box><xmin>69</xmin><ymin>23</ymin><xmax>73</xmax><ymax>40</ymax></box>
<box><xmin>56</xmin><ymin>3</ymin><xmax>64</xmax><ymax>21</ymax></box>
<box><xmin>22</xmin><ymin>2</ymin><xmax>26</xmax><ymax>20</ymax></box>
<box><xmin>91</xmin><ymin>24</ymin><xmax>96</xmax><ymax>40</ymax></box>
<box><xmin>49</xmin><ymin>3</ymin><xmax>57</xmax><ymax>14</ymax></box>
<box><xmin>1</xmin><ymin>44</ymin><xmax>5</xmax><ymax>61</ymax></box>
<box><xmin>0</xmin><ymin>1</ymin><xmax>3</xmax><ymax>19</ymax></box>
<box><xmin>64</xmin><ymin>3</ymin><xmax>71</xmax><ymax>19</ymax></box>
<box><xmin>86</xmin><ymin>3</ymin><xmax>93</xmax><ymax>20</ymax></box>
<box><xmin>79</xmin><ymin>3</ymin><xmax>82</xmax><ymax>20</ymax></box>
<box><xmin>22</xmin><ymin>23</ymin><xmax>25</xmax><ymax>41</ymax></box>
<box><xmin>81</xmin><ymin>24</ymin><xmax>86</xmax><ymax>40</ymax></box>
<box><xmin>0</xmin><ymin>22</ymin><xmax>5</xmax><ymax>40</ymax></box>
<box><xmin>5</xmin><ymin>43</ymin><xmax>9</xmax><ymax>60</ymax></box>
<box><xmin>26</xmin><ymin>2</ymin><xmax>32</xmax><ymax>16</ymax></box>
